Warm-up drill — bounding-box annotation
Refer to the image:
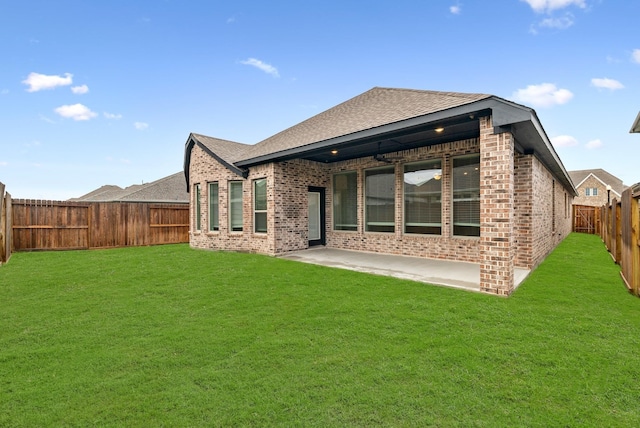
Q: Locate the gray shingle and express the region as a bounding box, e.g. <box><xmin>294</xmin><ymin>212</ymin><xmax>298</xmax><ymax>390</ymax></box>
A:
<box><xmin>568</xmin><ymin>169</ymin><xmax>626</xmax><ymax>195</ymax></box>
<box><xmin>238</xmin><ymin>87</ymin><xmax>492</xmax><ymax>162</ymax></box>
<box><xmin>72</xmin><ymin>172</ymin><xmax>188</xmax><ymax>203</ymax></box>
<box><xmin>191</xmin><ymin>133</ymin><xmax>251</xmax><ymax>165</ymax></box>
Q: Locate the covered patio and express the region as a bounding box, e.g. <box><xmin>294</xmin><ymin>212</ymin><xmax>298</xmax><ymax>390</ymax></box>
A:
<box><xmin>280</xmin><ymin>247</ymin><xmax>531</xmax><ymax>293</ymax></box>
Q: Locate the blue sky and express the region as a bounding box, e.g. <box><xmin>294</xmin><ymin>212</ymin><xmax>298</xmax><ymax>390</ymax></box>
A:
<box><xmin>1</xmin><ymin>0</ymin><xmax>638</xmax><ymax>199</ymax></box>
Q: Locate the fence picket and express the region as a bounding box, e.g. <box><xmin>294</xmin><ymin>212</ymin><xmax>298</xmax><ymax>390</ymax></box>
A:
<box><xmin>11</xmin><ymin>200</ymin><xmax>188</xmax><ymax>251</ymax></box>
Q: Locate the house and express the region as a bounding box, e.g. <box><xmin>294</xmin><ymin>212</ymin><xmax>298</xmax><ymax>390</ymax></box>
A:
<box><xmin>184</xmin><ymin>87</ymin><xmax>576</xmax><ymax>295</ymax></box>
<box><xmin>568</xmin><ymin>169</ymin><xmax>625</xmax><ymax>207</ymax></box>
<box><xmin>72</xmin><ymin>172</ymin><xmax>188</xmax><ymax>203</ymax></box>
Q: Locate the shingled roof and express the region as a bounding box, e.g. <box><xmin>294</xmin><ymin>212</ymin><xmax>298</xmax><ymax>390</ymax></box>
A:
<box><xmin>568</xmin><ymin>169</ymin><xmax>626</xmax><ymax>196</ymax></box>
<box><xmin>239</xmin><ymin>87</ymin><xmax>492</xmax><ymax>163</ymax></box>
<box><xmin>184</xmin><ymin>86</ymin><xmax>576</xmax><ymax>194</ymax></box>
<box><xmin>72</xmin><ymin>172</ymin><xmax>188</xmax><ymax>203</ymax></box>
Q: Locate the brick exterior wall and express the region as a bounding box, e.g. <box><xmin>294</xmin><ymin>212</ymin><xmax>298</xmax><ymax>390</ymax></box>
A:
<box><xmin>187</xmin><ymin>114</ymin><xmax>574</xmax><ymax>295</ymax></box>
<box><xmin>530</xmin><ymin>156</ymin><xmax>573</xmax><ymax>267</ymax></box>
<box><xmin>479</xmin><ymin>117</ymin><xmax>515</xmax><ymax>295</ymax></box>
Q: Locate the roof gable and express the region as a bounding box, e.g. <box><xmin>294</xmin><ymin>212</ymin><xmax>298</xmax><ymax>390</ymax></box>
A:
<box><xmin>568</xmin><ymin>169</ymin><xmax>625</xmax><ymax>196</ymax></box>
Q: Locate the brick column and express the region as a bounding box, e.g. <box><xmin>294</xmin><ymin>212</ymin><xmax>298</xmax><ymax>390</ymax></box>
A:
<box><xmin>479</xmin><ymin>116</ymin><xmax>515</xmax><ymax>295</ymax></box>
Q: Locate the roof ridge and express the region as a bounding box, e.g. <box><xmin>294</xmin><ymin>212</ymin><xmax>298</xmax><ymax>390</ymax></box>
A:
<box><xmin>372</xmin><ymin>86</ymin><xmax>492</xmax><ymax>99</ymax></box>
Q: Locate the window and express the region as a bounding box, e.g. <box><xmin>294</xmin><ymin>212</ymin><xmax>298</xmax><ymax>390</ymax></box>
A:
<box><xmin>365</xmin><ymin>166</ymin><xmax>395</xmax><ymax>233</ymax></box>
<box><xmin>229</xmin><ymin>181</ymin><xmax>243</xmax><ymax>232</ymax></box>
<box><xmin>333</xmin><ymin>171</ymin><xmax>357</xmax><ymax>231</ymax></box>
<box><xmin>585</xmin><ymin>188</ymin><xmax>590</xmax><ymax>196</ymax></box>
<box><xmin>585</xmin><ymin>187</ymin><xmax>598</xmax><ymax>196</ymax></box>
<box><xmin>254</xmin><ymin>178</ymin><xmax>267</xmax><ymax>233</ymax></box>
<box><xmin>194</xmin><ymin>183</ymin><xmax>201</xmax><ymax>231</ymax></box>
<box><xmin>592</xmin><ymin>187</ymin><xmax>598</xmax><ymax>196</ymax></box>
<box><xmin>452</xmin><ymin>155</ymin><xmax>480</xmax><ymax>237</ymax></box>
<box><xmin>208</xmin><ymin>182</ymin><xmax>219</xmax><ymax>231</ymax></box>
<box><xmin>404</xmin><ymin>160</ymin><xmax>442</xmax><ymax>234</ymax></box>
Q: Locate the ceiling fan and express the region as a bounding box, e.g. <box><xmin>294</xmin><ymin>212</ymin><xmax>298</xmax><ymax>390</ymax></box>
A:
<box><xmin>373</xmin><ymin>142</ymin><xmax>403</xmax><ymax>163</ymax></box>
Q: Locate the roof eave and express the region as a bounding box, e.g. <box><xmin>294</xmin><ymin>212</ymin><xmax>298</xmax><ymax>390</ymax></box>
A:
<box><xmin>236</xmin><ymin>99</ymin><xmax>503</xmax><ymax>168</ymax></box>
<box><xmin>184</xmin><ymin>134</ymin><xmax>247</xmax><ymax>192</ymax></box>
<box><xmin>630</xmin><ymin>111</ymin><xmax>640</xmax><ymax>133</ymax></box>
<box><xmin>233</xmin><ymin>97</ymin><xmax>577</xmax><ymax>195</ymax></box>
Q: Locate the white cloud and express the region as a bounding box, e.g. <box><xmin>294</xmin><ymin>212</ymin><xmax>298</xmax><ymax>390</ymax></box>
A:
<box><xmin>586</xmin><ymin>139</ymin><xmax>603</xmax><ymax>149</ymax></box>
<box><xmin>134</xmin><ymin>122</ymin><xmax>149</xmax><ymax>130</ymax></box>
<box><xmin>104</xmin><ymin>112</ymin><xmax>123</xmax><ymax>120</ymax></box>
<box><xmin>54</xmin><ymin>103</ymin><xmax>98</xmax><ymax>121</ymax></box>
<box><xmin>227</xmin><ymin>16</ymin><xmax>236</xmax><ymax>23</ymax></box>
<box><xmin>551</xmin><ymin>135</ymin><xmax>579</xmax><ymax>147</ymax></box>
<box><xmin>539</xmin><ymin>15</ymin><xmax>574</xmax><ymax>29</ymax></box>
<box><xmin>23</xmin><ymin>72</ymin><xmax>73</xmax><ymax>92</ymax></box>
<box><xmin>0</xmin><ymin>161</ymin><xmax>8</xmax><ymax>166</ymax></box>
<box><xmin>71</xmin><ymin>84</ymin><xmax>89</xmax><ymax>94</ymax></box>
<box><xmin>522</xmin><ymin>0</ymin><xmax>586</xmax><ymax>13</ymax></box>
<box><xmin>450</xmin><ymin>5</ymin><xmax>461</xmax><ymax>14</ymax></box>
<box><xmin>240</xmin><ymin>58</ymin><xmax>280</xmax><ymax>77</ymax></box>
<box><xmin>512</xmin><ymin>83</ymin><xmax>573</xmax><ymax>107</ymax></box>
<box><xmin>39</xmin><ymin>114</ymin><xmax>56</xmax><ymax>124</ymax></box>
<box><xmin>591</xmin><ymin>77</ymin><xmax>624</xmax><ymax>90</ymax></box>
<box><xmin>1</xmin><ymin>89</ymin><xmax>8</xmax><ymax>95</ymax></box>
<box><xmin>632</xmin><ymin>49</ymin><xmax>640</xmax><ymax>64</ymax></box>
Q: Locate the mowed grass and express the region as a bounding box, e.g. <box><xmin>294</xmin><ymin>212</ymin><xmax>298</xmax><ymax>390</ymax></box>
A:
<box><xmin>1</xmin><ymin>233</ymin><xmax>639</xmax><ymax>427</ymax></box>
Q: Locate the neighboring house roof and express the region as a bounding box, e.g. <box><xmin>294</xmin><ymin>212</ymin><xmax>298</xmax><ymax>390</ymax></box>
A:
<box><xmin>72</xmin><ymin>172</ymin><xmax>189</xmax><ymax>203</ymax></box>
<box><xmin>631</xmin><ymin>111</ymin><xmax>640</xmax><ymax>133</ymax></box>
<box><xmin>184</xmin><ymin>86</ymin><xmax>577</xmax><ymax>195</ymax></box>
<box><xmin>568</xmin><ymin>169</ymin><xmax>625</xmax><ymax>197</ymax></box>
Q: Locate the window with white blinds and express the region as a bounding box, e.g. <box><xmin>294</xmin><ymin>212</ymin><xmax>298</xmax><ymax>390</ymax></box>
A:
<box><xmin>254</xmin><ymin>178</ymin><xmax>267</xmax><ymax>233</ymax></box>
<box><xmin>194</xmin><ymin>183</ymin><xmax>201</xmax><ymax>231</ymax></box>
<box><xmin>208</xmin><ymin>182</ymin><xmax>219</xmax><ymax>231</ymax></box>
<box><xmin>452</xmin><ymin>155</ymin><xmax>480</xmax><ymax>237</ymax></box>
<box><xmin>365</xmin><ymin>166</ymin><xmax>395</xmax><ymax>233</ymax></box>
<box><xmin>404</xmin><ymin>160</ymin><xmax>442</xmax><ymax>235</ymax></box>
<box><xmin>333</xmin><ymin>171</ymin><xmax>357</xmax><ymax>231</ymax></box>
<box><xmin>229</xmin><ymin>181</ymin><xmax>243</xmax><ymax>232</ymax></box>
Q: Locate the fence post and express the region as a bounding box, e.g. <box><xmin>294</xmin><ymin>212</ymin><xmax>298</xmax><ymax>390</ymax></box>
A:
<box><xmin>0</xmin><ymin>182</ymin><xmax>5</xmax><ymax>264</ymax></box>
<box><xmin>0</xmin><ymin>183</ymin><xmax>12</xmax><ymax>265</ymax></box>
<box><xmin>632</xmin><ymin>196</ymin><xmax>640</xmax><ymax>296</ymax></box>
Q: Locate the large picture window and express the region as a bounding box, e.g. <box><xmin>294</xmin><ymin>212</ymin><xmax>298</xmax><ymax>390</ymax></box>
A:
<box><xmin>208</xmin><ymin>182</ymin><xmax>219</xmax><ymax>231</ymax></box>
<box><xmin>404</xmin><ymin>160</ymin><xmax>442</xmax><ymax>234</ymax></box>
<box><xmin>333</xmin><ymin>171</ymin><xmax>357</xmax><ymax>231</ymax></box>
<box><xmin>365</xmin><ymin>166</ymin><xmax>395</xmax><ymax>233</ymax></box>
<box><xmin>452</xmin><ymin>154</ymin><xmax>480</xmax><ymax>237</ymax></box>
<box><xmin>194</xmin><ymin>183</ymin><xmax>201</xmax><ymax>231</ymax></box>
<box><xmin>254</xmin><ymin>178</ymin><xmax>267</xmax><ymax>233</ymax></box>
<box><xmin>229</xmin><ymin>181</ymin><xmax>243</xmax><ymax>232</ymax></box>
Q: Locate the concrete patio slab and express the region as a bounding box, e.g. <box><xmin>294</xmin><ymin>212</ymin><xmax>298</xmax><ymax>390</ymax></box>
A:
<box><xmin>280</xmin><ymin>247</ymin><xmax>530</xmax><ymax>293</ymax></box>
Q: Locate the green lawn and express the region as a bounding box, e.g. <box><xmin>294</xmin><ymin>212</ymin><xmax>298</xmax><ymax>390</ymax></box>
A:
<box><xmin>1</xmin><ymin>233</ymin><xmax>639</xmax><ymax>427</ymax></box>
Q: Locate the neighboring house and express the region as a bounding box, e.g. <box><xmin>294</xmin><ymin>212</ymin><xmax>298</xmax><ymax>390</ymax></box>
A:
<box><xmin>568</xmin><ymin>169</ymin><xmax>625</xmax><ymax>207</ymax></box>
<box><xmin>72</xmin><ymin>172</ymin><xmax>188</xmax><ymax>203</ymax></box>
<box><xmin>184</xmin><ymin>87</ymin><xmax>577</xmax><ymax>295</ymax></box>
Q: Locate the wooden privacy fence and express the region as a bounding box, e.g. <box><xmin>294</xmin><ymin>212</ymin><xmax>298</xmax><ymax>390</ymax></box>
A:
<box><xmin>573</xmin><ymin>204</ymin><xmax>600</xmax><ymax>234</ymax></box>
<box><xmin>0</xmin><ymin>182</ymin><xmax>12</xmax><ymax>264</ymax></box>
<box><xmin>600</xmin><ymin>185</ymin><xmax>640</xmax><ymax>297</ymax></box>
<box><xmin>11</xmin><ymin>199</ymin><xmax>189</xmax><ymax>251</ymax></box>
